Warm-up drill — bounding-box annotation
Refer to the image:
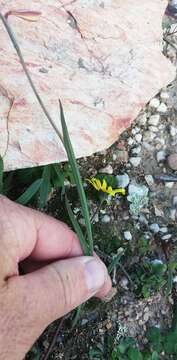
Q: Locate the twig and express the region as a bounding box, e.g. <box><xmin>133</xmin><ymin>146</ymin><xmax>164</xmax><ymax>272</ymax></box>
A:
<box><xmin>0</xmin><ymin>12</ymin><xmax>63</xmax><ymax>143</ymax></box>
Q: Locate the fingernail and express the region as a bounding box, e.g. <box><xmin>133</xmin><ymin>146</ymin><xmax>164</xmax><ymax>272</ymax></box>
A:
<box><xmin>84</xmin><ymin>259</ymin><xmax>106</xmax><ymax>292</ymax></box>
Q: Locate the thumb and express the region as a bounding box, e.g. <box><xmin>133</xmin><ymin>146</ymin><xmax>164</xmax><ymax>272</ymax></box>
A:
<box><xmin>5</xmin><ymin>257</ymin><xmax>110</xmax><ymax>359</ymax></box>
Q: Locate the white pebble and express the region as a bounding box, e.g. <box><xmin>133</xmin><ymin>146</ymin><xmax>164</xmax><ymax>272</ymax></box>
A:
<box><xmin>138</xmin><ymin>113</ymin><xmax>147</xmax><ymax>126</ymax></box>
<box><xmin>132</xmin><ymin>146</ymin><xmax>141</xmax><ymax>155</ymax></box>
<box><xmin>157</xmin><ymin>103</ymin><xmax>167</xmax><ymax>113</ymax></box>
<box><xmin>149</xmin><ymin>223</ymin><xmax>160</xmax><ymax>233</ymax></box>
<box><xmin>129</xmin><ymin>157</ymin><xmax>141</xmax><ymax>167</ymax></box>
<box><xmin>135</xmin><ymin>133</ymin><xmax>142</xmax><ymax>143</ymax></box>
<box><xmin>149</xmin><ymin>98</ymin><xmax>160</xmax><ymax>109</ymax></box>
<box><xmin>170</xmin><ymin>208</ymin><xmax>176</xmax><ymax>221</ymax></box>
<box><xmin>160</xmin><ymin>227</ymin><xmax>168</xmax><ymax>234</ymax></box>
<box><xmin>165</xmin><ymin>182</ymin><xmax>174</xmax><ymax>189</ymax></box>
<box><xmin>156</xmin><ymin>150</ymin><xmax>166</xmax><ymax>162</ymax></box>
<box><xmin>101</xmin><ymin>215</ymin><xmax>111</xmax><ymax>223</ymax></box>
<box><xmin>116</xmin><ymin>173</ymin><xmax>130</xmax><ymax>188</ymax></box>
<box><xmin>149</xmin><ymin>126</ymin><xmax>158</xmax><ymax>133</ymax></box>
<box><xmin>170</xmin><ymin>126</ymin><xmax>177</xmax><ymax>137</ymax></box>
<box><xmin>128</xmin><ymin>137</ymin><xmax>134</xmax><ymax>146</ymax></box>
<box><xmin>112</xmin><ymin>153</ymin><xmax>117</xmax><ymax>161</ymax></box>
<box><xmin>100</xmin><ymin>164</ymin><xmax>113</xmax><ymax>174</ymax></box>
<box><xmin>161</xmin><ymin>234</ymin><xmax>172</xmax><ymax>241</ymax></box>
<box><xmin>145</xmin><ymin>175</ymin><xmax>154</xmax><ymax>187</ymax></box>
<box><xmin>148</xmin><ymin>114</ymin><xmax>160</xmax><ymax>126</ymax></box>
<box><xmin>160</xmin><ymin>91</ymin><xmax>169</xmax><ymax>102</ymax></box>
<box><xmin>124</xmin><ymin>231</ymin><xmax>132</xmax><ymax>241</ymax></box>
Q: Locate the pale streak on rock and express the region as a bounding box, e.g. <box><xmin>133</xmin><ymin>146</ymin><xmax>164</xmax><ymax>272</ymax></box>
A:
<box><xmin>0</xmin><ymin>0</ymin><xmax>175</xmax><ymax>170</ymax></box>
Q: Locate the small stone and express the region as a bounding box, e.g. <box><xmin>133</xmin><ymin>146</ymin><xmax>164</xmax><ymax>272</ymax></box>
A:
<box><xmin>149</xmin><ymin>97</ymin><xmax>160</xmax><ymax>109</ymax></box>
<box><xmin>143</xmin><ymin>313</ymin><xmax>150</xmax><ymax>322</ymax></box>
<box><xmin>143</xmin><ymin>131</ymin><xmax>156</xmax><ymax>142</ymax></box>
<box><xmin>149</xmin><ymin>223</ymin><xmax>160</xmax><ymax>233</ymax></box>
<box><xmin>173</xmin><ymin>276</ymin><xmax>177</xmax><ymax>283</ymax></box>
<box><xmin>112</xmin><ymin>153</ymin><xmax>117</xmax><ymax>161</ymax></box>
<box><xmin>135</xmin><ymin>133</ymin><xmax>142</xmax><ymax>143</ymax></box>
<box><xmin>138</xmin><ymin>113</ymin><xmax>147</xmax><ymax>126</ymax></box>
<box><xmin>101</xmin><ymin>215</ymin><xmax>111</xmax><ymax>223</ymax></box>
<box><xmin>160</xmin><ymin>91</ymin><xmax>169</xmax><ymax>102</ymax></box>
<box><xmin>148</xmin><ymin>114</ymin><xmax>160</xmax><ymax>126</ymax></box>
<box><xmin>145</xmin><ymin>175</ymin><xmax>154</xmax><ymax>187</ymax></box>
<box><xmin>117</xmin><ymin>150</ymin><xmax>129</xmax><ymax>163</ymax></box>
<box><xmin>157</xmin><ymin>150</ymin><xmax>166</xmax><ymax>162</ymax></box>
<box><xmin>81</xmin><ymin>319</ymin><xmax>88</xmax><ymax>325</ymax></box>
<box><xmin>128</xmin><ymin>137</ymin><xmax>134</xmax><ymax>146</ymax></box>
<box><xmin>167</xmin><ymin>154</ymin><xmax>177</xmax><ymax>170</ymax></box>
<box><xmin>157</xmin><ymin>103</ymin><xmax>167</xmax><ymax>113</ymax></box>
<box><xmin>170</xmin><ymin>208</ymin><xmax>176</xmax><ymax>222</ymax></box>
<box><xmin>139</xmin><ymin>214</ymin><xmax>148</xmax><ymax>225</ymax></box>
<box><xmin>161</xmin><ymin>234</ymin><xmax>172</xmax><ymax>241</ymax></box>
<box><xmin>165</xmin><ymin>182</ymin><xmax>174</xmax><ymax>188</ymax></box>
<box><xmin>160</xmin><ymin>227</ymin><xmax>168</xmax><ymax>234</ymax></box>
<box><xmin>129</xmin><ymin>157</ymin><xmax>141</xmax><ymax>167</ymax></box>
<box><xmin>172</xmin><ymin>196</ymin><xmax>177</xmax><ymax>206</ymax></box>
<box><xmin>132</xmin><ymin>146</ymin><xmax>141</xmax><ymax>155</ymax></box>
<box><xmin>148</xmin><ymin>126</ymin><xmax>158</xmax><ymax>133</ymax></box>
<box><xmin>170</xmin><ymin>126</ymin><xmax>177</xmax><ymax>137</ymax></box>
<box><xmin>120</xmin><ymin>276</ymin><xmax>129</xmax><ymax>289</ymax></box>
<box><xmin>124</xmin><ymin>231</ymin><xmax>132</xmax><ymax>241</ymax></box>
<box><xmin>116</xmin><ymin>173</ymin><xmax>130</xmax><ymax>188</ymax></box>
<box><xmin>100</xmin><ymin>164</ymin><xmax>113</xmax><ymax>174</ymax></box>
<box><xmin>106</xmin><ymin>321</ymin><xmax>112</xmax><ymax>330</ymax></box>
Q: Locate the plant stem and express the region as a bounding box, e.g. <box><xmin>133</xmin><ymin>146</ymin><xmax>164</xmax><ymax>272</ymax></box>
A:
<box><xmin>0</xmin><ymin>12</ymin><xmax>63</xmax><ymax>143</ymax></box>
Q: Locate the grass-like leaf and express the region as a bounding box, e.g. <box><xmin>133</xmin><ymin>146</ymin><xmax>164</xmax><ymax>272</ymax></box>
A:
<box><xmin>59</xmin><ymin>101</ymin><xmax>93</xmax><ymax>256</ymax></box>
<box><xmin>16</xmin><ymin>178</ymin><xmax>43</xmax><ymax>205</ymax></box>
<box><xmin>0</xmin><ymin>156</ymin><xmax>4</xmax><ymax>194</ymax></box>
<box><xmin>65</xmin><ymin>195</ymin><xmax>89</xmax><ymax>255</ymax></box>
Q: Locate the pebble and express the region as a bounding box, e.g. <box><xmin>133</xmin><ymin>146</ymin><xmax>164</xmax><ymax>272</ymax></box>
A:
<box><xmin>128</xmin><ymin>137</ymin><xmax>134</xmax><ymax>146</ymax></box>
<box><xmin>116</xmin><ymin>173</ymin><xmax>130</xmax><ymax>188</ymax></box>
<box><xmin>157</xmin><ymin>103</ymin><xmax>168</xmax><ymax>113</ymax></box>
<box><xmin>165</xmin><ymin>182</ymin><xmax>174</xmax><ymax>189</ymax></box>
<box><xmin>132</xmin><ymin>146</ymin><xmax>141</xmax><ymax>155</ymax></box>
<box><xmin>170</xmin><ymin>208</ymin><xmax>176</xmax><ymax>222</ymax></box>
<box><xmin>101</xmin><ymin>215</ymin><xmax>111</xmax><ymax>223</ymax></box>
<box><xmin>156</xmin><ymin>150</ymin><xmax>166</xmax><ymax>162</ymax></box>
<box><xmin>139</xmin><ymin>214</ymin><xmax>148</xmax><ymax>225</ymax></box>
<box><xmin>143</xmin><ymin>313</ymin><xmax>150</xmax><ymax>322</ymax></box>
<box><xmin>100</xmin><ymin>164</ymin><xmax>113</xmax><ymax>174</ymax></box>
<box><xmin>159</xmin><ymin>227</ymin><xmax>168</xmax><ymax>234</ymax></box>
<box><xmin>112</xmin><ymin>153</ymin><xmax>117</xmax><ymax>161</ymax></box>
<box><xmin>149</xmin><ymin>98</ymin><xmax>160</xmax><ymax>109</ymax></box>
<box><xmin>148</xmin><ymin>126</ymin><xmax>158</xmax><ymax>133</ymax></box>
<box><xmin>145</xmin><ymin>175</ymin><xmax>154</xmax><ymax>187</ymax></box>
<box><xmin>117</xmin><ymin>150</ymin><xmax>129</xmax><ymax>163</ymax></box>
<box><xmin>129</xmin><ymin>157</ymin><xmax>141</xmax><ymax>167</ymax></box>
<box><xmin>172</xmin><ymin>195</ymin><xmax>177</xmax><ymax>206</ymax></box>
<box><xmin>148</xmin><ymin>114</ymin><xmax>160</xmax><ymax>126</ymax></box>
<box><xmin>149</xmin><ymin>223</ymin><xmax>160</xmax><ymax>233</ymax></box>
<box><xmin>161</xmin><ymin>234</ymin><xmax>172</xmax><ymax>241</ymax></box>
<box><xmin>120</xmin><ymin>276</ymin><xmax>129</xmax><ymax>289</ymax></box>
<box><xmin>167</xmin><ymin>153</ymin><xmax>177</xmax><ymax>170</ymax></box>
<box><xmin>135</xmin><ymin>133</ymin><xmax>142</xmax><ymax>143</ymax></box>
<box><xmin>138</xmin><ymin>113</ymin><xmax>147</xmax><ymax>126</ymax></box>
<box><xmin>160</xmin><ymin>91</ymin><xmax>169</xmax><ymax>102</ymax></box>
<box><xmin>143</xmin><ymin>131</ymin><xmax>156</xmax><ymax>142</ymax></box>
<box><xmin>170</xmin><ymin>126</ymin><xmax>177</xmax><ymax>137</ymax></box>
<box><xmin>124</xmin><ymin>231</ymin><xmax>132</xmax><ymax>241</ymax></box>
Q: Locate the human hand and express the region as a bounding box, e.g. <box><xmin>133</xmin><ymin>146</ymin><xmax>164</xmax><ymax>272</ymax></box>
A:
<box><xmin>0</xmin><ymin>196</ymin><xmax>111</xmax><ymax>360</ymax></box>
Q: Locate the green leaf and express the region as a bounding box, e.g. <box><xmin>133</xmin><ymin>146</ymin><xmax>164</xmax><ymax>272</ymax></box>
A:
<box><xmin>38</xmin><ymin>166</ymin><xmax>51</xmax><ymax>209</ymax></box>
<box><xmin>151</xmin><ymin>352</ymin><xmax>159</xmax><ymax>360</ymax></box>
<box><xmin>118</xmin><ymin>338</ymin><xmax>136</xmax><ymax>355</ymax></box>
<box><xmin>16</xmin><ymin>179</ymin><xmax>43</xmax><ymax>205</ymax></box>
<box><xmin>166</xmin><ymin>267</ymin><xmax>173</xmax><ymax>296</ymax></box>
<box><xmin>127</xmin><ymin>347</ymin><xmax>143</xmax><ymax>360</ymax></box>
<box><xmin>65</xmin><ymin>195</ymin><xmax>89</xmax><ymax>255</ymax></box>
<box><xmin>0</xmin><ymin>156</ymin><xmax>4</xmax><ymax>193</ymax></box>
<box><xmin>146</xmin><ymin>327</ymin><xmax>162</xmax><ymax>353</ymax></box>
<box><xmin>59</xmin><ymin>101</ymin><xmax>93</xmax><ymax>255</ymax></box>
<box><xmin>52</xmin><ymin>164</ymin><xmax>65</xmax><ymax>188</ymax></box>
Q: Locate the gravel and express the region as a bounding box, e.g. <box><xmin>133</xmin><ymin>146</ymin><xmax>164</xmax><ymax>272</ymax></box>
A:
<box><xmin>129</xmin><ymin>157</ymin><xmax>141</xmax><ymax>167</ymax></box>
<box><xmin>167</xmin><ymin>153</ymin><xmax>177</xmax><ymax>170</ymax></box>
<box><xmin>123</xmin><ymin>231</ymin><xmax>132</xmax><ymax>241</ymax></box>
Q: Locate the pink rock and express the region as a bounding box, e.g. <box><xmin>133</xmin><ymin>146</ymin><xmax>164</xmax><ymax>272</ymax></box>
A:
<box><xmin>0</xmin><ymin>0</ymin><xmax>175</xmax><ymax>171</ymax></box>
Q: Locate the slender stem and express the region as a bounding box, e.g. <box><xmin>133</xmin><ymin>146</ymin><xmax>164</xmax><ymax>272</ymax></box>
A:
<box><xmin>0</xmin><ymin>12</ymin><xmax>63</xmax><ymax>143</ymax></box>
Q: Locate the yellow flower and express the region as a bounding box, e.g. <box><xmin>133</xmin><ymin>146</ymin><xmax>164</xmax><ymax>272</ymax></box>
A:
<box><xmin>87</xmin><ymin>177</ymin><xmax>125</xmax><ymax>196</ymax></box>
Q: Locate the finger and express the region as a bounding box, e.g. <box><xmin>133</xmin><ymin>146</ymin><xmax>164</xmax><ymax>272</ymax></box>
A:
<box><xmin>0</xmin><ymin>196</ymin><xmax>82</xmax><ymax>266</ymax></box>
<box><xmin>6</xmin><ymin>256</ymin><xmax>111</xmax><ymax>359</ymax></box>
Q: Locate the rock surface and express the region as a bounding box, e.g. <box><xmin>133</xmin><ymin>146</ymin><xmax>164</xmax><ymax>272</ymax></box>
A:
<box><xmin>0</xmin><ymin>0</ymin><xmax>175</xmax><ymax>170</ymax></box>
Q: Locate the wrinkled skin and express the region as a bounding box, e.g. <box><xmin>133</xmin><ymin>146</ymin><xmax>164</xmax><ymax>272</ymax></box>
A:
<box><xmin>0</xmin><ymin>196</ymin><xmax>111</xmax><ymax>360</ymax></box>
